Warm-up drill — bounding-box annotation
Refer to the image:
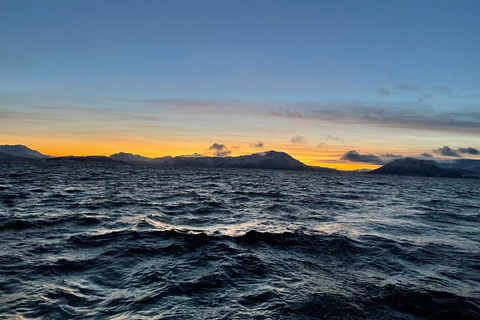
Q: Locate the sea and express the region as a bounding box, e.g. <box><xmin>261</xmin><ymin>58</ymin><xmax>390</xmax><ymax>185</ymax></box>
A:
<box><xmin>0</xmin><ymin>160</ymin><xmax>479</xmax><ymax>320</ymax></box>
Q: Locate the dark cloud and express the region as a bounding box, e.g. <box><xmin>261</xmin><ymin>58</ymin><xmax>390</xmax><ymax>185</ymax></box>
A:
<box><xmin>250</xmin><ymin>141</ymin><xmax>264</xmax><ymax>148</ymax></box>
<box><xmin>379</xmin><ymin>88</ymin><xmax>391</xmax><ymax>96</ymax></box>
<box><xmin>433</xmin><ymin>146</ymin><xmax>460</xmax><ymax>157</ymax></box>
<box><xmin>208</xmin><ymin>143</ymin><xmax>232</xmax><ymax>157</ymax></box>
<box><xmin>209</xmin><ymin>143</ymin><xmax>226</xmax><ymax>151</ymax></box>
<box><xmin>457</xmin><ymin>147</ymin><xmax>479</xmax><ymax>155</ymax></box>
<box><xmin>341</xmin><ymin>150</ymin><xmax>383</xmax><ymax>164</ymax></box>
<box><xmin>290</xmin><ymin>135</ymin><xmax>307</xmax><ymax>145</ymax></box>
<box><xmin>318</xmin><ymin>143</ymin><xmax>328</xmax><ymax>148</ymax></box>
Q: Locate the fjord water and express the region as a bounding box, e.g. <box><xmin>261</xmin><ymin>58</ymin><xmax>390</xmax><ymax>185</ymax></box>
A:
<box><xmin>1</xmin><ymin>161</ymin><xmax>479</xmax><ymax>320</ymax></box>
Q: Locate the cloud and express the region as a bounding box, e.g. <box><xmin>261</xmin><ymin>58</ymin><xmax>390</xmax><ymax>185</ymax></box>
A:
<box><xmin>402</xmin><ymin>84</ymin><xmax>452</xmax><ymax>103</ymax></box>
<box><xmin>394</xmin><ymin>84</ymin><xmax>451</xmax><ymax>94</ymax></box>
<box><xmin>381</xmin><ymin>153</ymin><xmax>403</xmax><ymax>158</ymax></box>
<box><xmin>146</xmin><ymin>97</ymin><xmax>477</xmax><ymax>135</ymax></box>
<box><xmin>420</xmin><ymin>153</ymin><xmax>433</xmax><ymax>158</ymax></box>
<box><xmin>208</xmin><ymin>143</ymin><xmax>232</xmax><ymax>157</ymax></box>
<box><xmin>250</xmin><ymin>141</ymin><xmax>264</xmax><ymax>148</ymax></box>
<box><xmin>209</xmin><ymin>143</ymin><xmax>226</xmax><ymax>151</ymax></box>
<box><xmin>433</xmin><ymin>146</ymin><xmax>460</xmax><ymax>157</ymax></box>
<box><xmin>375</xmin><ymin>84</ymin><xmax>453</xmax><ymax>103</ymax></box>
<box><xmin>457</xmin><ymin>147</ymin><xmax>479</xmax><ymax>155</ymax></box>
<box><xmin>395</xmin><ymin>84</ymin><xmax>423</xmax><ymax>92</ymax></box>
<box><xmin>179</xmin><ymin>153</ymin><xmax>203</xmax><ymax>158</ymax></box>
<box><xmin>432</xmin><ymin>85</ymin><xmax>452</xmax><ymax>94</ymax></box>
<box><xmin>318</xmin><ymin>143</ymin><xmax>328</xmax><ymax>148</ymax></box>
<box><xmin>290</xmin><ymin>135</ymin><xmax>307</xmax><ymax>145</ymax></box>
<box><xmin>268</xmin><ymin>105</ymin><xmax>480</xmax><ymax>134</ymax></box>
<box><xmin>378</xmin><ymin>85</ymin><xmax>452</xmax><ymax>96</ymax></box>
<box><xmin>326</xmin><ymin>135</ymin><xmax>342</xmax><ymax>142</ymax></box>
<box><xmin>341</xmin><ymin>150</ymin><xmax>383</xmax><ymax>164</ymax></box>
<box><xmin>379</xmin><ymin>88</ymin><xmax>391</xmax><ymax>96</ymax></box>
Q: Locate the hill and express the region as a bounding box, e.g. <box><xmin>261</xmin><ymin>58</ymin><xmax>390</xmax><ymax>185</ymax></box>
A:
<box><xmin>368</xmin><ymin>157</ymin><xmax>480</xmax><ymax>179</ymax></box>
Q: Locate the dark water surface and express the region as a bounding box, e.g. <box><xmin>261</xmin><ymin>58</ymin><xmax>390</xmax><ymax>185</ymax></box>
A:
<box><xmin>1</xmin><ymin>160</ymin><xmax>479</xmax><ymax>319</ymax></box>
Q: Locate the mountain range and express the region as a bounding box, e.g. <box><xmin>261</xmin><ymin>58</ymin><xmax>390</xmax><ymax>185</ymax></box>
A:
<box><xmin>2</xmin><ymin>144</ymin><xmax>479</xmax><ymax>177</ymax></box>
<box><xmin>0</xmin><ymin>144</ymin><xmax>315</xmax><ymax>171</ymax></box>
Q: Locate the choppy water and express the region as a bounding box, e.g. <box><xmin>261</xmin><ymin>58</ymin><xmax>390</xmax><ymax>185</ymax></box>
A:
<box><xmin>0</xmin><ymin>160</ymin><xmax>479</xmax><ymax>319</ymax></box>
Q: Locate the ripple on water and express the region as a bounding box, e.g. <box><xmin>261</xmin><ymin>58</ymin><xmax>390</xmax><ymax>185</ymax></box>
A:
<box><xmin>0</xmin><ymin>161</ymin><xmax>479</xmax><ymax>319</ymax></box>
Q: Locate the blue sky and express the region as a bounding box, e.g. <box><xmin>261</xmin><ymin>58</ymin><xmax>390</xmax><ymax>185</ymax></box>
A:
<box><xmin>1</xmin><ymin>0</ymin><xmax>479</xmax><ymax>168</ymax></box>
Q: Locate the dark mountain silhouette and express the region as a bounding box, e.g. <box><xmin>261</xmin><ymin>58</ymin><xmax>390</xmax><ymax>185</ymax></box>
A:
<box><xmin>122</xmin><ymin>150</ymin><xmax>312</xmax><ymax>171</ymax></box>
<box><xmin>0</xmin><ymin>145</ymin><xmax>313</xmax><ymax>170</ymax></box>
<box><xmin>110</xmin><ymin>152</ymin><xmax>172</xmax><ymax>165</ymax></box>
<box><xmin>110</xmin><ymin>150</ymin><xmax>312</xmax><ymax>170</ymax></box>
<box><xmin>368</xmin><ymin>157</ymin><xmax>479</xmax><ymax>178</ymax></box>
<box><xmin>0</xmin><ymin>145</ymin><xmax>50</xmax><ymax>159</ymax></box>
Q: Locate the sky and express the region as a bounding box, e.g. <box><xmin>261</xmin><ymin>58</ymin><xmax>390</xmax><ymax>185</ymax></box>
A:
<box><xmin>1</xmin><ymin>0</ymin><xmax>479</xmax><ymax>170</ymax></box>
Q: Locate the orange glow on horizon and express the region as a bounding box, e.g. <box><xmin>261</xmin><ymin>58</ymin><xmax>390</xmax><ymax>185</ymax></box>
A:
<box><xmin>312</xmin><ymin>162</ymin><xmax>381</xmax><ymax>171</ymax></box>
<box><xmin>1</xmin><ymin>136</ymin><xmax>382</xmax><ymax>171</ymax></box>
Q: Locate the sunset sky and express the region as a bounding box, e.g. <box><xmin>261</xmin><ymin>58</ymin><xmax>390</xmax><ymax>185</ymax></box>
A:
<box><xmin>1</xmin><ymin>0</ymin><xmax>479</xmax><ymax>170</ymax></box>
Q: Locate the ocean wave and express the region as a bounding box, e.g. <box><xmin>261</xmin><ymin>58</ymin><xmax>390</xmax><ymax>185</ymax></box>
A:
<box><xmin>1</xmin><ymin>162</ymin><xmax>479</xmax><ymax>319</ymax></box>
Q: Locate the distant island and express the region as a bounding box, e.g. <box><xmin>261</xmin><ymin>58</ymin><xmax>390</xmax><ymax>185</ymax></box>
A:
<box><xmin>368</xmin><ymin>157</ymin><xmax>480</xmax><ymax>179</ymax></box>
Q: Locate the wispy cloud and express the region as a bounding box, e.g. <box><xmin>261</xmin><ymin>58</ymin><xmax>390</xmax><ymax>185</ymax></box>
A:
<box><xmin>395</xmin><ymin>84</ymin><xmax>423</xmax><ymax>92</ymax></box>
<box><xmin>250</xmin><ymin>141</ymin><xmax>264</xmax><ymax>148</ymax></box>
<box><xmin>381</xmin><ymin>153</ymin><xmax>403</xmax><ymax>158</ymax></box>
<box><xmin>290</xmin><ymin>135</ymin><xmax>307</xmax><ymax>145</ymax></box>
<box><xmin>145</xmin><ymin>99</ymin><xmax>254</xmax><ymax>115</ymax></box>
<box><xmin>432</xmin><ymin>85</ymin><xmax>452</xmax><ymax>94</ymax></box>
<box><xmin>326</xmin><ymin>135</ymin><xmax>343</xmax><ymax>142</ymax></box>
<box><xmin>379</xmin><ymin>88</ymin><xmax>391</xmax><ymax>96</ymax></box>
<box><xmin>1</xmin><ymin>106</ymin><xmax>162</xmax><ymax>123</ymax></box>
<box><xmin>392</xmin><ymin>84</ymin><xmax>452</xmax><ymax>94</ymax></box>
<box><xmin>268</xmin><ymin>105</ymin><xmax>480</xmax><ymax>134</ymax></box>
<box><xmin>378</xmin><ymin>84</ymin><xmax>453</xmax><ymax>103</ymax></box>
